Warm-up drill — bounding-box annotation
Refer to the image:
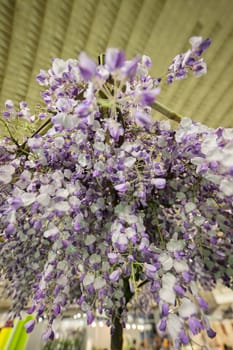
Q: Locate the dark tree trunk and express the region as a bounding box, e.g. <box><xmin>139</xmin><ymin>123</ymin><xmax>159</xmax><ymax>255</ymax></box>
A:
<box><xmin>111</xmin><ymin>316</ymin><xmax>123</xmax><ymax>350</ymax></box>
<box><xmin>110</xmin><ymin>279</ymin><xmax>134</xmax><ymax>350</ymax></box>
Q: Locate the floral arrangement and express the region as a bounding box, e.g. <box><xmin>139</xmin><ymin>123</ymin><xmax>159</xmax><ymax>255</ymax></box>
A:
<box><xmin>0</xmin><ymin>36</ymin><xmax>232</xmax><ymax>349</ymax></box>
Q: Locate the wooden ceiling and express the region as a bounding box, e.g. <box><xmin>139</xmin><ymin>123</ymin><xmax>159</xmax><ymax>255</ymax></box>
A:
<box><xmin>0</xmin><ymin>0</ymin><xmax>233</xmax><ymax>129</ymax></box>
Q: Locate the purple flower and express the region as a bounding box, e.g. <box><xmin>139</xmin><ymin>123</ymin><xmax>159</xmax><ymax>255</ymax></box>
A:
<box><xmin>105</xmin><ymin>48</ymin><xmax>125</xmax><ymax>71</ymax></box>
<box><xmin>158</xmin><ymin>318</ymin><xmax>167</xmax><ymax>332</ymax></box>
<box><xmin>36</xmin><ymin>70</ymin><xmax>48</xmax><ymax>85</ymax></box>
<box><xmin>142</xmin><ymin>55</ymin><xmax>152</xmax><ymax>68</ymax></box>
<box><xmin>134</xmin><ymin>111</ymin><xmax>152</xmax><ymax>130</ymax></box>
<box><xmin>179</xmin><ymin>330</ymin><xmax>190</xmax><ymax>345</ymax></box>
<box><xmin>139</xmin><ymin>88</ymin><xmax>160</xmax><ymax>106</ymax></box>
<box><xmin>209</xmin><ymin>160</ymin><xmax>218</xmax><ymax>170</ymax></box>
<box><xmin>24</xmin><ymin>319</ymin><xmax>36</xmax><ymax>333</ymax></box>
<box><xmin>5</xmin><ymin>100</ymin><xmax>14</xmax><ymax>109</ymax></box>
<box><xmin>19</xmin><ymin>101</ymin><xmax>27</xmax><ymax>109</ymax></box>
<box><xmin>78</xmin><ymin>52</ymin><xmax>96</xmax><ymax>81</ymax></box>
<box><xmin>109</xmin><ymin>269</ymin><xmax>121</xmax><ymax>282</ymax></box>
<box><xmin>198</xmin><ymin>38</ymin><xmax>212</xmax><ymax>53</ymax></box>
<box><xmin>108</xmin><ymin>252</ymin><xmax>119</xmax><ymax>264</ymax></box>
<box><xmin>122</xmin><ymin>56</ymin><xmax>140</xmax><ymax>79</ymax></box>
<box><xmin>10</xmin><ymin>197</ymin><xmax>22</xmax><ymax>209</ymax></box>
<box><xmin>73</xmin><ymin>221</ymin><xmax>81</xmax><ymax>231</ymax></box>
<box><xmin>151</xmin><ymin>280</ymin><xmax>160</xmax><ymax>292</ymax></box>
<box><xmin>182</xmin><ymin>271</ymin><xmax>192</xmax><ymax>283</ymax></box>
<box><xmin>87</xmin><ymin>311</ymin><xmax>95</xmax><ymax>325</ymax></box>
<box><xmin>145</xmin><ymin>263</ymin><xmax>158</xmax><ymax>279</ymax></box>
<box><xmin>161</xmin><ymin>303</ymin><xmax>169</xmax><ymax>317</ymax></box>
<box><xmin>175</xmin><ymin>68</ymin><xmax>187</xmax><ymax>80</ymax></box>
<box><xmin>62</xmin><ymin>239</ymin><xmax>69</xmax><ymax>248</ymax></box>
<box><xmin>192</xmin><ymin>60</ymin><xmax>207</xmax><ymax>77</ymax></box>
<box><xmin>2</xmin><ymin>111</ymin><xmax>11</xmax><ymax>118</ymax></box>
<box><xmin>0</xmin><ymin>41</ymin><xmax>228</xmax><ymax>347</ymax></box>
<box><xmin>37</xmin><ymin>304</ymin><xmax>45</xmax><ymax>316</ymax></box>
<box><xmin>114</xmin><ymin>183</ymin><xmax>127</xmax><ymax>193</ymax></box>
<box><xmin>107</xmin><ymin>119</ymin><xmax>124</xmax><ymax>142</ymax></box>
<box><xmin>167</xmin><ymin>74</ymin><xmax>174</xmax><ymax>84</ymax></box>
<box><xmin>27</xmin><ymin>305</ymin><xmax>36</xmax><ymax>314</ymax></box>
<box><xmin>185</xmin><ymin>56</ymin><xmax>195</xmax><ymax>66</ymax></box>
<box><xmin>190</xmin><ymin>37</ymin><xmax>211</xmax><ymax>56</ymax></box>
<box><xmin>173</xmin><ymin>284</ymin><xmax>186</xmax><ymax>297</ymax></box>
<box><xmin>52</xmin><ymin>304</ymin><xmax>61</xmax><ymax>316</ymax></box>
<box><xmin>74</xmin><ymin>100</ymin><xmax>91</xmax><ymax>118</ymax></box>
<box><xmin>33</xmin><ymin>220</ymin><xmax>42</xmax><ymax>231</ymax></box>
<box><xmin>207</xmin><ymin>327</ymin><xmax>216</xmax><ymax>338</ymax></box>
<box><xmin>5</xmin><ymin>223</ymin><xmax>16</xmax><ymax>237</ymax></box>
<box><xmin>39</xmin><ymin>112</ymin><xmax>46</xmax><ymax>119</ymax></box>
<box><xmin>197</xmin><ymin>296</ymin><xmax>208</xmax><ymax>310</ymax></box>
<box><xmin>42</xmin><ymin>327</ymin><xmax>55</xmax><ymax>341</ymax></box>
<box><xmin>187</xmin><ymin>316</ymin><xmax>203</xmax><ymax>335</ymax></box>
<box><xmin>152</xmin><ymin>178</ymin><xmax>166</xmax><ymax>189</ymax></box>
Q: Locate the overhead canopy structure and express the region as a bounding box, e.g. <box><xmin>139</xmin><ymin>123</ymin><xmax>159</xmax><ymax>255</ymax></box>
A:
<box><xmin>0</xmin><ymin>0</ymin><xmax>233</xmax><ymax>129</ymax></box>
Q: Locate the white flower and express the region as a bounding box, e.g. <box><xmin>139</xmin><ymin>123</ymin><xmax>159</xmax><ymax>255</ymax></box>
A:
<box><xmin>52</xmin><ymin>58</ymin><xmax>69</xmax><ymax>77</ymax></box>
<box><xmin>94</xmin><ymin>277</ymin><xmax>106</xmax><ymax>290</ymax></box>
<box><xmin>117</xmin><ymin>234</ymin><xmax>128</xmax><ymax>246</ymax></box>
<box><xmin>189</xmin><ymin>36</ymin><xmax>203</xmax><ymax>50</ymax></box>
<box><xmin>85</xmin><ymin>235</ymin><xmax>96</xmax><ymax>246</ymax></box>
<box><xmin>167</xmin><ymin>239</ymin><xmax>185</xmax><ymax>252</ymax></box>
<box><xmin>179</xmin><ymin>298</ymin><xmax>197</xmax><ymax>318</ymax></box>
<box><xmin>167</xmin><ymin>314</ymin><xmax>182</xmax><ymax>339</ymax></box>
<box><xmin>54</xmin><ymin>201</ymin><xmax>70</xmax><ymax>211</ymax></box>
<box><xmin>21</xmin><ymin>193</ymin><xmax>36</xmax><ymax>206</ymax></box>
<box><xmin>54</xmin><ymin>137</ymin><xmax>65</xmax><ymax>149</ymax></box>
<box><xmin>221</xmin><ymin>142</ymin><xmax>233</xmax><ymax>168</ymax></box>
<box><xmin>222</xmin><ymin>128</ymin><xmax>233</xmax><ymax>140</ymax></box>
<box><xmin>52</xmin><ymin>112</ymin><xmax>79</xmax><ymax>129</ymax></box>
<box><xmin>162</xmin><ymin>273</ymin><xmax>176</xmax><ymax>288</ymax></box>
<box><xmin>57</xmin><ymin>275</ymin><xmax>68</xmax><ymax>287</ymax></box>
<box><xmin>37</xmin><ymin>193</ymin><xmax>50</xmax><ymax>206</ymax></box>
<box><xmin>220</xmin><ymin>178</ymin><xmax>233</xmax><ymax>196</ymax></box>
<box><xmin>185</xmin><ymin>202</ymin><xmax>196</xmax><ymax>213</ymax></box>
<box><xmin>173</xmin><ymin>260</ymin><xmax>189</xmax><ymax>273</ymax></box>
<box><xmin>44</xmin><ymin>227</ymin><xmax>59</xmax><ymax>239</ymax></box>
<box><xmin>56</xmin><ymin>189</ymin><xmax>69</xmax><ymax>198</ymax></box>
<box><xmin>159</xmin><ymin>273</ymin><xmax>176</xmax><ymax>304</ymax></box>
<box><xmin>0</xmin><ymin>164</ymin><xmax>15</xmax><ymax>184</ymax></box>
<box><xmin>5</xmin><ymin>99</ymin><xmax>14</xmax><ymax>109</ymax></box>
<box><xmin>124</xmin><ymin>157</ymin><xmax>136</xmax><ymax>168</ymax></box>
<box><xmin>159</xmin><ymin>287</ymin><xmax>176</xmax><ymax>305</ymax></box>
<box><xmin>83</xmin><ymin>273</ymin><xmax>95</xmax><ymax>287</ymax></box>
<box><xmin>159</xmin><ymin>253</ymin><xmax>173</xmax><ymax>271</ymax></box>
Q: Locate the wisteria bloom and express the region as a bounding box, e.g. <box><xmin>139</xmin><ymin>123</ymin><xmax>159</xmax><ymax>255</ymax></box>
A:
<box><xmin>0</xmin><ymin>38</ymin><xmax>231</xmax><ymax>349</ymax></box>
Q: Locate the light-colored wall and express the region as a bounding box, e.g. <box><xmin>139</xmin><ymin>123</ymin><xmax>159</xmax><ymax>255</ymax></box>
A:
<box><xmin>25</xmin><ymin>322</ymin><xmax>45</xmax><ymax>350</ymax></box>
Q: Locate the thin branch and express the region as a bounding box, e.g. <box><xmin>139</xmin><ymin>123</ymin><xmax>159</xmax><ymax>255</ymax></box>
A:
<box><xmin>151</xmin><ymin>101</ymin><xmax>182</xmax><ymax>123</ymax></box>
<box><xmin>20</xmin><ymin>117</ymin><xmax>52</xmax><ymax>149</ymax></box>
<box><xmin>0</xmin><ymin>118</ymin><xmax>20</xmax><ymax>147</ymax></box>
<box><xmin>137</xmin><ymin>279</ymin><xmax>148</xmax><ymax>289</ymax></box>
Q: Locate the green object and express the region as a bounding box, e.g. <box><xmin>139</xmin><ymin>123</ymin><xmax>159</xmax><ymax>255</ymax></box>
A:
<box><xmin>5</xmin><ymin>315</ymin><xmax>33</xmax><ymax>350</ymax></box>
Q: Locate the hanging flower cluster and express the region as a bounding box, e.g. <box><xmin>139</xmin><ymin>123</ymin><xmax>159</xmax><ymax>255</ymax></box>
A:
<box><xmin>0</xmin><ymin>36</ymin><xmax>232</xmax><ymax>347</ymax></box>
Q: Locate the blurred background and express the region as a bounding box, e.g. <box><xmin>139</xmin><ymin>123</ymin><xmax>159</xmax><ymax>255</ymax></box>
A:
<box><xmin>0</xmin><ymin>0</ymin><xmax>233</xmax><ymax>349</ymax></box>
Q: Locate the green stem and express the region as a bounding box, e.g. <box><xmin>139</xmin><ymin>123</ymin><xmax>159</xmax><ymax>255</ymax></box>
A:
<box><xmin>151</xmin><ymin>101</ymin><xmax>182</xmax><ymax>123</ymax></box>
